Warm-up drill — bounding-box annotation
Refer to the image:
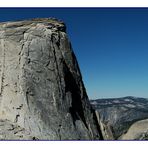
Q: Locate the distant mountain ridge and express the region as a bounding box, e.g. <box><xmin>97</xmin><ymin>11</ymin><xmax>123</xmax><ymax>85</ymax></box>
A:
<box><xmin>90</xmin><ymin>96</ymin><xmax>148</xmax><ymax>140</ymax></box>
<box><xmin>91</xmin><ymin>96</ymin><xmax>148</xmax><ymax>109</ymax></box>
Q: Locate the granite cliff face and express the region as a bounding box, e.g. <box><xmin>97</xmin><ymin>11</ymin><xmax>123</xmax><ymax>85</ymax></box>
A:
<box><xmin>0</xmin><ymin>18</ymin><xmax>100</xmax><ymax>140</ymax></box>
<box><xmin>90</xmin><ymin>96</ymin><xmax>148</xmax><ymax>140</ymax></box>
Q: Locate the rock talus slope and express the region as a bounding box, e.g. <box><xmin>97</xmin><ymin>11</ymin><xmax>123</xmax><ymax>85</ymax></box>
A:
<box><xmin>0</xmin><ymin>18</ymin><xmax>100</xmax><ymax>140</ymax></box>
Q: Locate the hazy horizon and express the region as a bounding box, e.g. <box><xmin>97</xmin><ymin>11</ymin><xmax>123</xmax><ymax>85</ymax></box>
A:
<box><xmin>0</xmin><ymin>8</ymin><xmax>148</xmax><ymax>99</ymax></box>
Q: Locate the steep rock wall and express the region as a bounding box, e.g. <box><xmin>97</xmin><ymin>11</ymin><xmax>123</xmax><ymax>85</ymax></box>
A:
<box><xmin>0</xmin><ymin>18</ymin><xmax>100</xmax><ymax>140</ymax></box>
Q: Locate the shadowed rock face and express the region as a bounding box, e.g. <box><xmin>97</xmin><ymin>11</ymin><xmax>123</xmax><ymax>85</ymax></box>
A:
<box><xmin>0</xmin><ymin>18</ymin><xmax>100</xmax><ymax>140</ymax></box>
<box><xmin>90</xmin><ymin>96</ymin><xmax>148</xmax><ymax>140</ymax></box>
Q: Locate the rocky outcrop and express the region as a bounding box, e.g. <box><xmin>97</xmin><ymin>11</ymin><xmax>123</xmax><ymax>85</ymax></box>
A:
<box><xmin>120</xmin><ymin>119</ymin><xmax>148</xmax><ymax>140</ymax></box>
<box><xmin>90</xmin><ymin>96</ymin><xmax>148</xmax><ymax>140</ymax></box>
<box><xmin>0</xmin><ymin>18</ymin><xmax>100</xmax><ymax>140</ymax></box>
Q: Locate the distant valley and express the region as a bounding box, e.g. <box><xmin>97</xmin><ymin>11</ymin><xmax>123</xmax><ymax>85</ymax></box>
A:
<box><xmin>90</xmin><ymin>96</ymin><xmax>148</xmax><ymax>140</ymax></box>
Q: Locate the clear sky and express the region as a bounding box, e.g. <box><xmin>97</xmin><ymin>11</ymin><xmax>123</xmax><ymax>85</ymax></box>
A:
<box><xmin>0</xmin><ymin>8</ymin><xmax>148</xmax><ymax>99</ymax></box>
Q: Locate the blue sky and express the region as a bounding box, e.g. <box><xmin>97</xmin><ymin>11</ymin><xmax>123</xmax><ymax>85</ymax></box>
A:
<box><xmin>0</xmin><ymin>8</ymin><xmax>148</xmax><ymax>99</ymax></box>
